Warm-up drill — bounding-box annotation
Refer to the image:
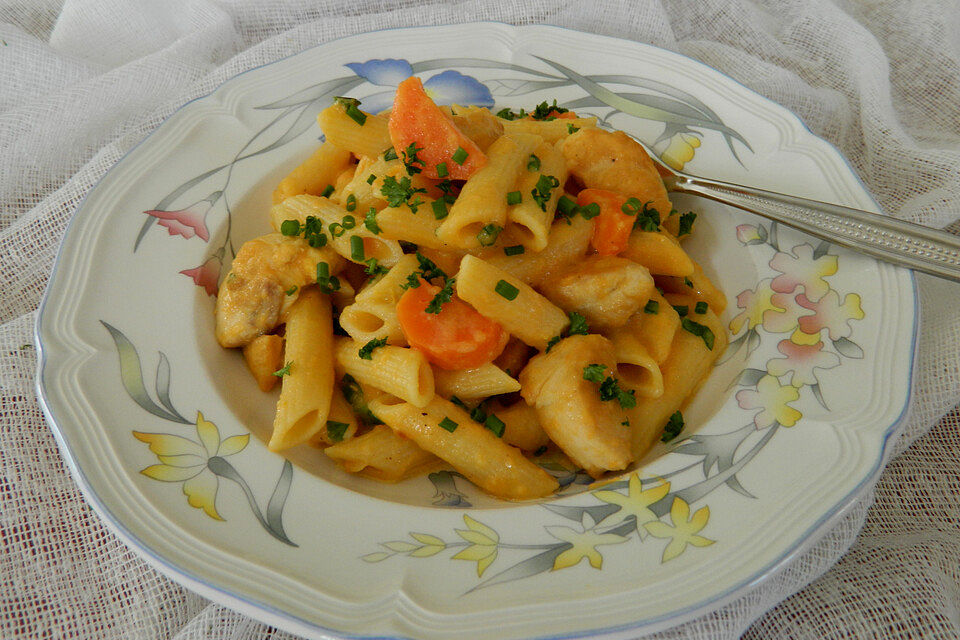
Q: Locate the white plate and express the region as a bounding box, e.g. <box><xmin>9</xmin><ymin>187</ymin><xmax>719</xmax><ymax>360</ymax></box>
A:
<box><xmin>36</xmin><ymin>23</ymin><xmax>917</xmax><ymax>640</ymax></box>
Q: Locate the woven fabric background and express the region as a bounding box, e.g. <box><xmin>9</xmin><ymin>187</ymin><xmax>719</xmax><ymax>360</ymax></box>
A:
<box><xmin>2</xmin><ymin>1</ymin><xmax>959</xmax><ymax>638</ymax></box>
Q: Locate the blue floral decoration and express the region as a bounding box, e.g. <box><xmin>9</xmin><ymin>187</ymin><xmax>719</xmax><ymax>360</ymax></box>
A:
<box><xmin>344</xmin><ymin>59</ymin><xmax>494</xmax><ymax>114</ymax></box>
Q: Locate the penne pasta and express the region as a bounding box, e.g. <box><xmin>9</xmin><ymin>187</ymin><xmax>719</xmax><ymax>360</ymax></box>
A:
<box><xmin>272</xmin><ymin>142</ymin><xmax>353</xmax><ymax>205</ymax></box>
<box><xmin>621</xmin><ymin>230</ymin><xmax>695</xmax><ymax>277</ymax></box>
<box><xmin>433</xmin><ymin>363</ymin><xmax>521</xmax><ymax>400</ymax></box>
<box><xmin>338</xmin><ymin>254</ymin><xmax>419</xmax><ymax>345</ymax></box>
<box><xmin>309</xmin><ymin>385</ymin><xmax>359</xmax><ymax>447</ymax></box>
<box><xmin>324</xmin><ymin>424</ymin><xmax>441</xmax><ymax>481</ymax></box>
<box><xmin>506</xmin><ymin>140</ymin><xmax>568</xmax><ymax>251</ymax></box>
<box><xmin>317</xmin><ymin>102</ymin><xmax>391</xmax><ymax>158</ymax></box>
<box><xmin>478</xmin><ymin>215</ymin><xmax>593</xmax><ymax>286</ymax></box>
<box><xmin>502</xmin><ymin>116</ymin><xmax>598</xmax><ymax>143</ymax></box>
<box><xmin>608</xmin><ymin>329</ymin><xmax>665</xmax><ymax>399</ymax></box>
<box><xmin>490</xmin><ymin>401</ymin><xmax>551</xmax><ymax>452</ymax></box>
<box><xmin>370</xmin><ymin>395</ymin><xmax>559</xmax><ymax>500</ymax></box>
<box><xmin>654</xmin><ymin>261</ymin><xmax>727</xmax><ymax>314</ymax></box>
<box><xmin>333</xmin><ymin>338</ymin><xmax>434</xmax><ymax>407</ymax></box>
<box><xmin>270</xmin><ymin>288</ymin><xmax>335</xmax><ymax>451</ymax></box>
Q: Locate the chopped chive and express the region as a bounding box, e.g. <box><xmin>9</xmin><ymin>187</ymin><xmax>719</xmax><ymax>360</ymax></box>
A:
<box><xmin>358</xmin><ymin>337</ymin><xmax>387</xmax><ymax>360</ymax></box>
<box><xmin>527</xmin><ymin>154</ymin><xmax>541</xmax><ymax>171</ymax></box>
<box><xmin>557</xmin><ymin>195</ymin><xmax>578</xmax><ymax>218</ymax></box>
<box><xmin>280</xmin><ymin>219</ymin><xmax>301</xmax><ymax>236</ymax></box>
<box><xmin>316</xmin><ymin>261</ymin><xmax>329</xmax><ymax>280</ymax></box>
<box><xmin>328</xmin><ymin>222</ymin><xmax>344</xmax><ymax>237</ymax></box>
<box><xmin>326</xmin><ymin>420</ymin><xmax>350</xmax><ymax>442</ymax></box>
<box><xmin>334</xmin><ymin>96</ymin><xmax>367</xmax><ymax>126</ymax></box>
<box><xmin>681</xmin><ymin>318</ymin><xmax>716</xmax><ymax>350</ymax></box>
<box><xmin>452</xmin><ymin>146</ymin><xmax>468</xmax><ymax>165</ymax></box>
<box><xmin>383</xmin><ymin>147</ymin><xmax>398</xmax><ymax>161</ymax></box>
<box><xmin>685</xmin><ymin>277</ymin><xmax>694</xmax><ymax>288</ymax></box>
<box><xmin>366</xmin><ymin>173</ymin><xmax>377</xmax><ymax>184</ymax></box>
<box><xmin>644</xmin><ymin>299</ymin><xmax>659</xmax><ymax>314</ymax></box>
<box><xmin>439</xmin><ymin>417</ymin><xmax>458</xmax><ymax>432</ymax></box>
<box><xmin>484</xmin><ymin>414</ymin><xmax>505</xmax><ymax>437</ymax></box>
<box><xmin>436</xmin><ymin>162</ymin><xmax>448</xmax><ymax>178</ymax></box>
<box><xmin>531</xmin><ymin>174</ymin><xmax>560</xmax><ymax>211</ymax></box>
<box><xmin>341</xmin><ymin>214</ymin><xmax>356</xmax><ymax>230</ymax></box>
<box><xmin>476</xmin><ymin>223</ymin><xmax>502</xmax><ymax>247</ymax></box>
<box><xmin>345</xmin><ymin>194</ymin><xmax>357</xmax><ymax>212</ymax></box>
<box><xmin>506</xmin><ymin>190</ymin><xmax>522</xmax><ymax>205</ymax></box>
<box><xmin>350</xmin><ymin>235</ymin><xmax>365</xmax><ymax>261</ymax></box>
<box><xmin>503</xmin><ymin>244</ymin><xmax>525</xmax><ymax>256</ymax></box>
<box><xmin>431</xmin><ymin>198</ymin><xmax>448</xmax><ymax>220</ymax></box>
<box><xmin>494</xmin><ymin>279</ymin><xmax>519</xmax><ymax>301</ymax></box>
<box><xmin>285</xmin><ymin>285</ymin><xmax>298</xmax><ymax>296</ymax></box>
<box><xmin>364</xmin><ymin>207</ymin><xmax>381</xmax><ymax>234</ymax></box>
<box><xmin>661</xmin><ymin>411</ymin><xmax>684</xmax><ymax>442</ymax></box>
<box><xmin>316</xmin><ymin>261</ymin><xmax>340</xmax><ymax>294</ymax></box>
<box><xmin>321</xmin><ymin>184</ymin><xmax>335</xmax><ymax>198</ymax></box>
<box><xmin>272</xmin><ymin>361</ymin><xmax>293</xmax><ymax>377</ymax></box>
<box><xmin>450</xmin><ymin>396</ymin><xmax>469</xmax><ymax>411</ymax></box>
<box><xmin>695</xmin><ymin>301</ymin><xmax>708</xmax><ymax>314</ymax></box>
<box><xmin>579</xmin><ymin>202</ymin><xmax>600</xmax><ymax>219</ymax></box>
<box><xmin>621</xmin><ymin>419</ymin><xmax>631</xmax><ymax>427</ymax></box>
<box><xmin>673</xmin><ymin>305</ymin><xmax>689</xmax><ymax>317</ymax></box>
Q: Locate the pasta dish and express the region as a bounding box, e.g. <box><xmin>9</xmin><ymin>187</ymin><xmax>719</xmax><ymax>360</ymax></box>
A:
<box><xmin>213</xmin><ymin>77</ymin><xmax>727</xmax><ymax>500</ymax></box>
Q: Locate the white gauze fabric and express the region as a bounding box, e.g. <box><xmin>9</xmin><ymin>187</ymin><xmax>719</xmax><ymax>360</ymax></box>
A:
<box><xmin>2</xmin><ymin>1</ymin><xmax>958</xmax><ymax>638</ymax></box>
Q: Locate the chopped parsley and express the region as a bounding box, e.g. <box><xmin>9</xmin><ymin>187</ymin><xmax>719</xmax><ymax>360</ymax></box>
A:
<box><xmin>272</xmin><ymin>361</ymin><xmax>293</xmax><ymax>377</ymax></box>
<box><xmin>503</xmin><ymin>244</ymin><xmax>525</xmax><ymax>256</ymax></box>
<box><xmin>363</xmin><ymin>257</ymin><xmax>387</xmax><ymax>276</ymax></box>
<box><xmin>425</xmin><ymin>277</ymin><xmax>455</xmax><ymax>314</ymax></box>
<box><xmin>439</xmin><ymin>416</ymin><xmax>459</xmax><ymax>432</ymax></box>
<box><xmin>661</xmin><ymin>411</ymin><xmax>684</xmax><ymax>442</ymax></box>
<box><xmin>401</xmin><ymin>272</ymin><xmax>422</xmax><ymax>290</ymax></box>
<box><xmin>582</xmin><ymin>364</ymin><xmax>636</xmax><ymax>408</ymax></box>
<box><xmin>380</xmin><ymin>175</ymin><xmax>427</xmax><ymax>213</ymax></box>
<box><xmin>506</xmin><ymin>190</ymin><xmax>522</xmax><ymax>205</ymax></box>
<box><xmin>340</xmin><ymin>374</ymin><xmax>381</xmax><ymax>426</ymax></box>
<box><xmin>345</xmin><ymin>193</ymin><xmax>357</xmax><ymax>212</ymax></box>
<box><xmin>401</xmin><ymin>142</ymin><xmax>425</xmax><ymax>175</ymax></box>
<box><xmin>495</xmin><ymin>106</ymin><xmax>527</xmax><ymax>121</ymax></box>
<box><xmin>494</xmin><ymin>279</ymin><xmax>519</xmax><ymax>301</ymax></box>
<box><xmin>527</xmin><ymin>154</ymin><xmax>541</xmax><ymax>171</ymax></box>
<box><xmin>545</xmin><ymin>335</ymin><xmax>561</xmax><ymax>352</ymax></box>
<box><xmin>364</xmin><ymin>207</ymin><xmax>381</xmax><ymax>234</ymax></box>
<box><xmin>567</xmin><ymin>311</ymin><xmax>589</xmax><ymax>335</ymax></box>
<box><xmin>358</xmin><ymin>337</ymin><xmax>387</xmax><ymax>360</ymax></box>
<box><xmin>476</xmin><ymin>223</ymin><xmax>502</xmax><ymax>247</ymax></box>
<box><xmin>681</xmin><ymin>318</ymin><xmax>716</xmax><ymax>350</ymax></box>
<box><xmin>414</xmin><ymin>252</ymin><xmax>447</xmax><ymax>283</ymax></box>
<box><xmin>451</xmin><ymin>146</ymin><xmax>469</xmax><ymax>165</ymax></box>
<box><xmin>644</xmin><ymin>299</ymin><xmax>659</xmax><ymax>314</ymax></box>
<box><xmin>530</xmin><ymin>174</ymin><xmax>560</xmax><ymax>211</ymax></box>
<box><xmin>334</xmin><ymin>96</ymin><xmax>366</xmax><ymax>126</ymax></box>
<box><xmin>695</xmin><ymin>301</ymin><xmax>708</xmax><ymax>314</ymax></box>
<box><xmin>567</xmin><ymin>123</ymin><xmax>579</xmax><ymax>134</ymax></box>
<box><xmin>326</xmin><ymin>420</ymin><xmax>350</xmax><ymax>442</ymax></box>
<box><xmin>285</xmin><ymin>285</ymin><xmax>298</xmax><ymax>296</ymax></box>
<box><xmin>677</xmin><ymin>211</ymin><xmax>697</xmax><ymax>237</ymax></box>
<box><xmin>622</xmin><ymin>198</ymin><xmax>661</xmax><ymax>232</ymax></box>
<box><xmin>531</xmin><ymin>99</ymin><xmax>568</xmax><ymax>120</ymax></box>
<box><xmin>382</xmin><ymin>147</ymin><xmax>398</xmax><ymax>161</ymax></box>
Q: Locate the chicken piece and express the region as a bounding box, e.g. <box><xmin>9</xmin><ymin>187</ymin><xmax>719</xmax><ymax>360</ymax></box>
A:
<box><xmin>215</xmin><ymin>233</ymin><xmax>342</xmax><ymax>347</ymax></box>
<box><xmin>562</xmin><ymin>128</ymin><xmax>674</xmax><ymax>220</ymax></box>
<box><xmin>519</xmin><ymin>334</ymin><xmax>633</xmax><ymax>477</ymax></box>
<box><xmin>539</xmin><ymin>255</ymin><xmax>654</xmax><ymax>330</ymax></box>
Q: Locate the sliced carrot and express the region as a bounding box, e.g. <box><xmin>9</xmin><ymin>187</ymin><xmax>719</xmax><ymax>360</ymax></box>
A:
<box><xmin>397</xmin><ymin>278</ymin><xmax>507</xmax><ymax>370</ymax></box>
<box><xmin>388</xmin><ymin>77</ymin><xmax>487</xmax><ymax>181</ymax></box>
<box><xmin>578</xmin><ymin>188</ymin><xmax>633</xmax><ymax>256</ymax></box>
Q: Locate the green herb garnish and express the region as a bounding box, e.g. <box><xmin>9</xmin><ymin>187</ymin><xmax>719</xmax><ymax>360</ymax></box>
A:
<box><xmin>321</xmin><ymin>184</ymin><xmax>335</xmax><ymax>198</ymax></box>
<box><xmin>644</xmin><ymin>299</ymin><xmax>659</xmax><ymax>314</ymax></box>
<box><xmin>273</xmin><ymin>361</ymin><xmax>293</xmax><ymax>377</ymax></box>
<box><xmin>380</xmin><ymin>175</ymin><xmax>427</xmax><ymax>213</ymax></box>
<box><xmin>484</xmin><ymin>414</ymin><xmax>506</xmax><ymax>437</ymax></box>
<box><xmin>345</xmin><ymin>193</ymin><xmax>357</xmax><ymax>212</ymax></box>
<box><xmin>527</xmin><ymin>154</ymin><xmax>541</xmax><ymax>171</ymax></box>
<box><xmin>436</xmin><ymin>162</ymin><xmax>448</xmax><ymax>178</ymax></box>
<box><xmin>695</xmin><ymin>301</ymin><xmax>708</xmax><ymax>314</ymax></box>
<box><xmin>661</xmin><ymin>411</ymin><xmax>684</xmax><ymax>442</ymax></box>
<box><xmin>439</xmin><ymin>417</ymin><xmax>459</xmax><ymax>432</ymax></box>
<box><xmin>494</xmin><ymin>280</ymin><xmax>519</xmax><ymax>301</ymax></box>
<box><xmin>383</xmin><ymin>147</ymin><xmax>398</xmax><ymax>161</ymax></box>
<box><xmin>677</xmin><ymin>211</ymin><xmax>697</xmax><ymax>237</ymax></box>
<box><xmin>334</xmin><ymin>96</ymin><xmax>366</xmax><ymax>126</ymax></box>
<box><xmin>326</xmin><ymin>420</ymin><xmax>350</xmax><ymax>442</ymax></box>
<box><xmin>451</xmin><ymin>146</ymin><xmax>468</xmax><ymax>165</ymax></box>
<box><xmin>476</xmin><ymin>223</ymin><xmax>502</xmax><ymax>247</ymax></box>
<box><xmin>425</xmin><ymin>277</ymin><xmax>455</xmax><ymax>314</ymax></box>
<box><xmin>506</xmin><ymin>190</ymin><xmax>522</xmax><ymax>205</ymax></box>
<box><xmin>681</xmin><ymin>318</ymin><xmax>715</xmax><ymax>350</ymax></box>
<box><xmin>350</xmin><ymin>234</ymin><xmax>365</xmax><ymax>261</ymax></box>
<box><xmin>364</xmin><ymin>207</ymin><xmax>381</xmax><ymax>234</ymax></box>
<box><xmin>402</xmin><ymin>142</ymin><xmax>425</xmax><ymax>175</ymax></box>
<box><xmin>503</xmin><ymin>244</ymin><xmax>525</xmax><ymax>256</ymax></box>
<box><xmin>530</xmin><ymin>174</ymin><xmax>559</xmax><ymax>211</ymax></box>
<box><xmin>567</xmin><ymin>311</ymin><xmax>589</xmax><ymax>335</ymax></box>
<box><xmin>431</xmin><ymin>198</ymin><xmax>448</xmax><ymax>220</ymax></box>
<box><xmin>358</xmin><ymin>337</ymin><xmax>387</xmax><ymax>360</ymax></box>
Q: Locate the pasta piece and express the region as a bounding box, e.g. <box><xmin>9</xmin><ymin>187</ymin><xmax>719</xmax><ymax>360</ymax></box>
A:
<box><xmin>325</xmin><ymin>425</ymin><xmax>441</xmax><ymax>481</ymax></box>
<box><xmin>270</xmin><ymin>288</ymin><xmax>335</xmax><ymax>451</ymax></box>
<box><xmin>493</xmin><ymin>337</ymin><xmax>534</xmax><ymax>378</ymax></box>
<box><xmin>272</xmin><ymin>142</ymin><xmax>353</xmax><ymax>204</ymax></box>
<box><xmin>626</xmin><ymin>294</ymin><xmax>727</xmax><ymax>458</ymax></box>
<box><xmin>490</xmin><ymin>401</ymin><xmax>551</xmax><ymax>452</ymax></box>
<box><xmin>338</xmin><ymin>254</ymin><xmax>419</xmax><ymax>345</ymax></box>
<box><xmin>455</xmin><ymin>254</ymin><xmax>569</xmax><ymax>351</ymax></box>
<box><xmin>519</xmin><ymin>334</ymin><xmax>633</xmax><ymax>478</ymax></box>
<box><xmin>618</xmin><ymin>289</ymin><xmax>679</xmax><ymax>365</ymax></box>
<box><xmin>562</xmin><ymin>128</ymin><xmax>673</xmax><ymax>219</ymax></box>
<box><xmin>506</xmin><ymin>140</ymin><xmax>568</xmax><ymax>251</ymax></box>
<box><xmin>215</xmin><ymin>233</ymin><xmax>343</xmax><ymax>348</ymax></box>
<box><xmin>333</xmin><ymin>338</ymin><xmax>434</xmax><ymax>407</ymax></box>
<box><xmin>478</xmin><ymin>215</ymin><xmax>593</xmax><ymax>286</ymax></box>
<box><xmin>242</xmin><ymin>334</ymin><xmax>284</xmax><ymax>392</ymax></box>
<box><xmin>502</xmin><ymin>116</ymin><xmax>598</xmax><ymax>143</ymax></box>
<box><xmin>608</xmin><ymin>329</ymin><xmax>664</xmax><ymax>398</ymax></box>
<box><xmin>374</xmin><ymin>201</ymin><xmax>458</xmax><ymax>250</ymax></box>
<box><xmin>370</xmin><ymin>395</ymin><xmax>559</xmax><ymax>500</ymax></box>
<box><xmin>448</xmin><ymin>105</ymin><xmax>505</xmax><ymax>151</ymax></box>
<box><xmin>309</xmin><ymin>385</ymin><xmax>359</xmax><ymax>447</ymax></box>
<box><xmin>539</xmin><ymin>255</ymin><xmax>655</xmax><ymax>330</ymax></box>
<box><xmin>317</xmin><ymin>102</ymin><xmax>391</xmax><ymax>158</ymax></box>
<box><xmin>437</xmin><ymin>133</ymin><xmax>542</xmax><ymax>249</ymax></box>
<box><xmin>654</xmin><ymin>261</ymin><xmax>727</xmax><ymax>314</ymax></box>
<box><xmin>270</xmin><ymin>194</ymin><xmax>404</xmax><ymax>267</ymax></box>
<box><xmin>433</xmin><ymin>363</ymin><xmax>520</xmax><ymax>400</ymax></box>
<box><xmin>621</xmin><ymin>230</ymin><xmax>695</xmax><ymax>277</ymax></box>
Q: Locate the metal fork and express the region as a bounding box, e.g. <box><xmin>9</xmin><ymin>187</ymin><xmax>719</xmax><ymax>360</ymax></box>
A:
<box><xmin>638</xmin><ymin>140</ymin><xmax>960</xmax><ymax>282</ymax></box>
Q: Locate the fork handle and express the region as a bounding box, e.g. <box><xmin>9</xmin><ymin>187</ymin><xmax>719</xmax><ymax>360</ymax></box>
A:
<box><xmin>665</xmin><ymin>174</ymin><xmax>960</xmax><ymax>282</ymax></box>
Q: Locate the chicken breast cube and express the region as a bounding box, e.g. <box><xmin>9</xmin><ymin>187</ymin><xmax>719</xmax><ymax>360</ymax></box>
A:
<box><xmin>519</xmin><ymin>334</ymin><xmax>633</xmax><ymax>478</ymax></box>
<box><xmin>215</xmin><ymin>233</ymin><xmax>342</xmax><ymax>348</ymax></box>
<box><xmin>540</xmin><ymin>255</ymin><xmax>654</xmax><ymax>330</ymax></box>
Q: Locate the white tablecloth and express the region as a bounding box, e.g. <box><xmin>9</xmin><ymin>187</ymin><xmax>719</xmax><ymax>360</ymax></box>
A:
<box><xmin>2</xmin><ymin>1</ymin><xmax>959</xmax><ymax>638</ymax></box>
